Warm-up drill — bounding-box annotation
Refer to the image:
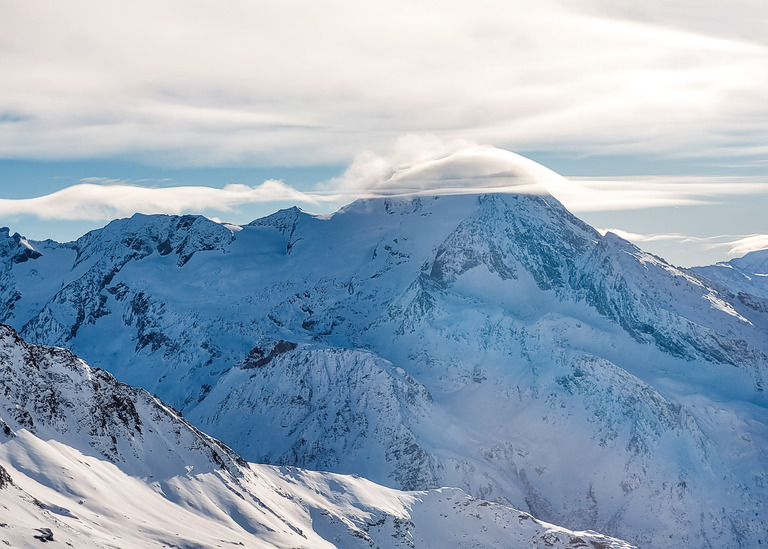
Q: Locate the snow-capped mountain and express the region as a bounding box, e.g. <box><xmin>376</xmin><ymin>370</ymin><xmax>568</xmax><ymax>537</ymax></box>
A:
<box><xmin>1</xmin><ymin>191</ymin><xmax>767</xmax><ymax>548</ymax></box>
<box><xmin>0</xmin><ymin>323</ymin><xmax>634</xmax><ymax>548</ymax></box>
<box><xmin>694</xmin><ymin>248</ymin><xmax>768</xmax><ymax>300</ymax></box>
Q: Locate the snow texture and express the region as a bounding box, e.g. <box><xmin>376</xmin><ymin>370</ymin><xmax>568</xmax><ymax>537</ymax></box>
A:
<box><xmin>0</xmin><ymin>190</ymin><xmax>767</xmax><ymax>548</ymax></box>
<box><xmin>0</xmin><ymin>324</ymin><xmax>634</xmax><ymax>548</ymax></box>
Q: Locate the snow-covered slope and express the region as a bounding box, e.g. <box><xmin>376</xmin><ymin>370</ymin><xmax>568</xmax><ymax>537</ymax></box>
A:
<box><xmin>1</xmin><ymin>191</ymin><xmax>767</xmax><ymax>548</ymax></box>
<box><xmin>694</xmin><ymin>248</ymin><xmax>768</xmax><ymax>301</ymax></box>
<box><xmin>0</xmin><ymin>324</ymin><xmax>634</xmax><ymax>548</ymax></box>
<box><xmin>190</xmin><ymin>345</ymin><xmax>441</xmax><ymax>491</ymax></box>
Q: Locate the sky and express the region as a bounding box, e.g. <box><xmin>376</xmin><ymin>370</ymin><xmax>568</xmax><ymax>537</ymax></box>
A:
<box><xmin>1</xmin><ymin>0</ymin><xmax>767</xmax><ymax>266</ymax></box>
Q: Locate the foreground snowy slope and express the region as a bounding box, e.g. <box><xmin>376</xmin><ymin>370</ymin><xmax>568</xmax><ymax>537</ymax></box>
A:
<box><xmin>1</xmin><ymin>181</ymin><xmax>767</xmax><ymax>547</ymax></box>
<box><xmin>0</xmin><ymin>324</ymin><xmax>634</xmax><ymax>548</ymax></box>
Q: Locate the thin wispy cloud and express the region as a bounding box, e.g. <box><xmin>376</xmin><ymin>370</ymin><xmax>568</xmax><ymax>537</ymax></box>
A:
<box><xmin>0</xmin><ymin>181</ymin><xmax>315</xmax><ymax>222</ymax></box>
<box><xmin>1</xmin><ymin>0</ymin><xmax>767</xmax><ymax>165</ymax></box>
<box><xmin>713</xmin><ymin>234</ymin><xmax>768</xmax><ymax>257</ymax></box>
<box><xmin>598</xmin><ymin>229</ymin><xmax>768</xmax><ymax>260</ymax></box>
<box><xmin>566</xmin><ymin>175</ymin><xmax>768</xmax><ymax>211</ymax></box>
<box><xmin>597</xmin><ymin>229</ymin><xmax>694</xmax><ymax>243</ymax></box>
<box><xmin>79</xmin><ymin>177</ymin><xmax>130</xmax><ymax>186</ymax></box>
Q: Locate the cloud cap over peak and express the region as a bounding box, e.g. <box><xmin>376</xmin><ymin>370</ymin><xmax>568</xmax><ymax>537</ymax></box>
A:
<box><xmin>320</xmin><ymin>136</ymin><xmax>567</xmax><ymax>199</ymax></box>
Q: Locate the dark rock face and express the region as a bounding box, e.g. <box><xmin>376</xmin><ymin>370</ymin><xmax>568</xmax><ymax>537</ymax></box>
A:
<box><xmin>33</xmin><ymin>528</ymin><xmax>54</xmax><ymax>542</ymax></box>
<box><xmin>0</xmin><ymin>229</ymin><xmax>44</xmax><ymax>324</ymax></box>
<box><xmin>0</xmin><ymin>464</ymin><xmax>12</xmax><ymax>488</ymax></box>
<box><xmin>242</xmin><ymin>340</ymin><xmax>298</xmax><ymax>369</ymax></box>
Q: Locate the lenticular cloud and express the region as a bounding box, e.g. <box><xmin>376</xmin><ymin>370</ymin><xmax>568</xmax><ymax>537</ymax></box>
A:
<box><xmin>319</xmin><ymin>135</ymin><xmax>568</xmax><ymax>199</ymax></box>
<box><xmin>0</xmin><ymin>180</ymin><xmax>315</xmax><ymax>221</ymax></box>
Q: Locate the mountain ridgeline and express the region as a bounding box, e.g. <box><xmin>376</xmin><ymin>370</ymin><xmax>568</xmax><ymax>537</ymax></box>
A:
<box><xmin>1</xmin><ymin>192</ymin><xmax>767</xmax><ymax>548</ymax></box>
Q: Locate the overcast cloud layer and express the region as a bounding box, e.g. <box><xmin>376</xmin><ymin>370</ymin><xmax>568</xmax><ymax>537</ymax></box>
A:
<box><xmin>1</xmin><ymin>0</ymin><xmax>768</xmax><ymax>165</ymax></box>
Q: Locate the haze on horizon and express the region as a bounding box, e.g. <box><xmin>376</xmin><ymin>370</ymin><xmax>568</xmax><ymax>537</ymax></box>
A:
<box><xmin>1</xmin><ymin>0</ymin><xmax>767</xmax><ymax>267</ymax></box>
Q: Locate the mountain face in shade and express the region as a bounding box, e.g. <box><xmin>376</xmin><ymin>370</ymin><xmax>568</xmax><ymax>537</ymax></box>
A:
<box><xmin>1</xmin><ymin>191</ymin><xmax>767</xmax><ymax>548</ymax></box>
<box><xmin>0</xmin><ymin>323</ymin><xmax>634</xmax><ymax>548</ymax></box>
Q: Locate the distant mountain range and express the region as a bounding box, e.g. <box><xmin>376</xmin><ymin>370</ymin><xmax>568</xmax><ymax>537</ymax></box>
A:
<box><xmin>1</xmin><ymin>189</ymin><xmax>766</xmax><ymax>548</ymax></box>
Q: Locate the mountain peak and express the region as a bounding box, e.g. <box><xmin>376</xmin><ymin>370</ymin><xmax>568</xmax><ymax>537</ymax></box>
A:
<box><xmin>0</xmin><ymin>322</ymin><xmax>245</xmax><ymax>475</ymax></box>
<box><xmin>729</xmin><ymin>247</ymin><xmax>768</xmax><ymax>273</ymax></box>
<box><xmin>0</xmin><ymin>228</ymin><xmax>42</xmax><ymax>264</ymax></box>
<box><xmin>425</xmin><ymin>192</ymin><xmax>599</xmax><ymax>290</ymax></box>
<box><xmin>73</xmin><ymin>212</ymin><xmax>234</xmax><ymax>268</ymax></box>
<box><xmin>693</xmin><ymin>247</ymin><xmax>768</xmax><ymax>299</ymax></box>
<box><xmin>248</xmin><ymin>205</ymin><xmax>313</xmax><ymax>234</ymax></box>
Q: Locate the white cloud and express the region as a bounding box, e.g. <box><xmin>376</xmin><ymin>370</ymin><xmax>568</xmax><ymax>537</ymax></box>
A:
<box><xmin>566</xmin><ymin>0</ymin><xmax>768</xmax><ymax>46</ymax></box>
<box><xmin>317</xmin><ymin>135</ymin><xmax>565</xmax><ymax>199</ymax></box>
<box><xmin>0</xmin><ymin>181</ymin><xmax>315</xmax><ymax>221</ymax></box>
<box><xmin>1</xmin><ymin>136</ymin><xmax>766</xmax><ymax>268</ymax></box>
<box><xmin>6</xmin><ymin>138</ymin><xmax>768</xmax><ymax>225</ymax></box>
<box><xmin>565</xmin><ymin>176</ymin><xmax>768</xmax><ymax>211</ymax></box>
<box><xmin>317</xmin><ymin>137</ymin><xmax>768</xmax><ymax>213</ymax></box>
<box><xmin>594</xmin><ymin>229</ymin><xmax>768</xmax><ymax>261</ymax></box>
<box><xmin>717</xmin><ymin>234</ymin><xmax>768</xmax><ymax>257</ymax></box>
<box><xmin>597</xmin><ymin>229</ymin><xmax>692</xmax><ymax>242</ymax></box>
<box><xmin>0</xmin><ymin>0</ymin><xmax>767</xmax><ymax>165</ymax></box>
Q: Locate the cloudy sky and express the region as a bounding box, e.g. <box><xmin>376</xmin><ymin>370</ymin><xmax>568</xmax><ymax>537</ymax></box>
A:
<box><xmin>1</xmin><ymin>0</ymin><xmax>767</xmax><ymax>266</ymax></box>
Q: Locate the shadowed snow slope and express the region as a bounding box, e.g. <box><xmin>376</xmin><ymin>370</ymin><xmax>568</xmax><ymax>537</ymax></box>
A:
<box><xmin>1</xmin><ymin>191</ymin><xmax>767</xmax><ymax>548</ymax></box>
<box><xmin>0</xmin><ymin>324</ymin><xmax>634</xmax><ymax>548</ymax></box>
